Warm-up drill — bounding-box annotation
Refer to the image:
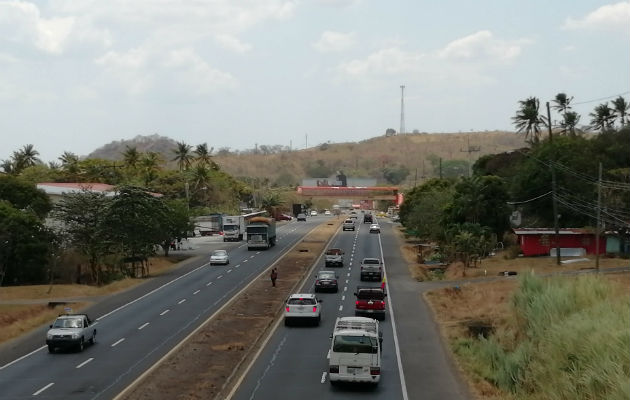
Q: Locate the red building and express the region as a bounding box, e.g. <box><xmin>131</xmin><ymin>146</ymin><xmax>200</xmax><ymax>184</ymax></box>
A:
<box><xmin>513</xmin><ymin>228</ymin><xmax>605</xmax><ymax>256</ymax></box>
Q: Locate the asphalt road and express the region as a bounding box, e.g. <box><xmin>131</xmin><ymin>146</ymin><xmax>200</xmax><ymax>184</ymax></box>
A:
<box><xmin>231</xmin><ymin>216</ymin><xmax>469</xmax><ymax>400</ymax></box>
<box><xmin>0</xmin><ymin>218</ymin><xmax>323</xmax><ymax>400</ymax></box>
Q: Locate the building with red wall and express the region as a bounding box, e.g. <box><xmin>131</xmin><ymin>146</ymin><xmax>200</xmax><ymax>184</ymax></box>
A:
<box><xmin>513</xmin><ymin>228</ymin><xmax>605</xmax><ymax>256</ymax></box>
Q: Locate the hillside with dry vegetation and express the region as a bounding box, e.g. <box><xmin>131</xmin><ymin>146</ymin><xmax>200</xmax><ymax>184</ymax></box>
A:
<box><xmin>87</xmin><ymin>131</ymin><xmax>527</xmax><ymax>187</ymax></box>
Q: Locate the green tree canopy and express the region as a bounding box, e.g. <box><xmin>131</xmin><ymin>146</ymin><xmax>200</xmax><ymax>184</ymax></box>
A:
<box><xmin>0</xmin><ymin>175</ymin><xmax>51</xmax><ymax>219</ymax></box>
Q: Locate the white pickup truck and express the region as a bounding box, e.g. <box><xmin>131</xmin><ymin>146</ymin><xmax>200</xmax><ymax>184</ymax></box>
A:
<box><xmin>46</xmin><ymin>313</ymin><xmax>96</xmax><ymax>353</ymax></box>
<box><xmin>328</xmin><ymin>317</ymin><xmax>382</xmax><ymax>386</ymax></box>
<box><xmin>324</xmin><ymin>248</ymin><xmax>344</xmax><ymax>268</ymax></box>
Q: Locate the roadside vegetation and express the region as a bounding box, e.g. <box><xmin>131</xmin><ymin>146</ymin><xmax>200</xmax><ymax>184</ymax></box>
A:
<box><xmin>440</xmin><ymin>273</ymin><xmax>630</xmax><ymax>400</ymax></box>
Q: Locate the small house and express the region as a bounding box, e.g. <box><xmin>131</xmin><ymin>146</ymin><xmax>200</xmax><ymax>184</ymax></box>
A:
<box><xmin>513</xmin><ymin>228</ymin><xmax>605</xmax><ymax>257</ymax></box>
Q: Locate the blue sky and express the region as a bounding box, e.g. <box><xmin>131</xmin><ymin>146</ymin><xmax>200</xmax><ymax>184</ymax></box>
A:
<box><xmin>0</xmin><ymin>0</ymin><xmax>628</xmax><ymax>163</ymax></box>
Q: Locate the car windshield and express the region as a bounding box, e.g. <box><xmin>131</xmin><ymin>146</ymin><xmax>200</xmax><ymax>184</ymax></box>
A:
<box><xmin>53</xmin><ymin>318</ymin><xmax>82</xmax><ymax>328</ymax></box>
<box><xmin>363</xmin><ymin>259</ymin><xmax>380</xmax><ymax>264</ymax></box>
<box><xmin>213</xmin><ymin>251</ymin><xmax>227</xmax><ymax>256</ymax></box>
<box><xmin>287</xmin><ymin>298</ymin><xmax>316</xmax><ymax>305</ymax></box>
<box><xmin>333</xmin><ymin>335</ymin><xmax>378</xmax><ymax>354</ymax></box>
<box><xmin>318</xmin><ymin>273</ymin><xmax>335</xmax><ymax>279</ymax></box>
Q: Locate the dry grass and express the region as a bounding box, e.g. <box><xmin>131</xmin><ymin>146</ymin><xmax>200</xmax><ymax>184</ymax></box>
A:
<box><xmin>0</xmin><ymin>303</ymin><xmax>87</xmax><ymax>345</ymax></box>
<box><xmin>424</xmin><ymin>273</ymin><xmax>630</xmax><ymax>399</ymax></box>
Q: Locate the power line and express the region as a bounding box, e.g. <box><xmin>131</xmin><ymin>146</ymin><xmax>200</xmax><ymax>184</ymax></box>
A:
<box><xmin>507</xmin><ymin>191</ymin><xmax>552</xmax><ymax>205</ymax></box>
<box><xmin>572</xmin><ymin>91</ymin><xmax>630</xmax><ymax>106</ymax></box>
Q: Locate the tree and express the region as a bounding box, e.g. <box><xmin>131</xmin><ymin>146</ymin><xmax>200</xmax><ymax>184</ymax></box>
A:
<box><xmin>158</xmin><ymin>199</ymin><xmax>193</xmax><ymax>257</ymax></box>
<box><xmin>172</xmin><ymin>141</ymin><xmax>193</xmax><ymax>171</ymax></box>
<box><xmin>512</xmin><ymin>97</ymin><xmax>545</xmax><ymax>143</ymax></box>
<box><xmin>0</xmin><ymin>201</ymin><xmax>51</xmax><ymax>286</ymax></box>
<box><xmin>52</xmin><ymin>189</ymin><xmax>112</xmax><ymax>285</ymax></box>
<box><xmin>0</xmin><ymin>175</ymin><xmax>52</xmax><ymax>219</ymax></box>
<box><xmin>443</xmin><ymin>223</ymin><xmax>494</xmax><ymax>267</ymax></box>
<box><xmin>382</xmin><ymin>165</ymin><xmax>410</xmax><ymax>184</ymax></box>
<box><xmin>589</xmin><ymin>103</ymin><xmax>616</xmax><ymax>132</ymax></box>
<box><xmin>14</xmin><ymin>144</ymin><xmax>42</xmax><ymax>172</ymax></box>
<box><xmin>194</xmin><ymin>143</ymin><xmax>216</xmax><ymax>168</ymax></box>
<box><xmin>122</xmin><ymin>146</ymin><xmax>141</xmax><ymax>169</ymax></box>
<box><xmin>552</xmin><ymin>93</ymin><xmax>573</xmax><ymax>115</ymax></box>
<box><xmin>611</xmin><ymin>96</ymin><xmax>629</xmax><ymax>127</ymax></box>
<box><xmin>58</xmin><ymin>151</ymin><xmax>81</xmax><ymax>178</ymax></box>
<box><xmin>140</xmin><ymin>152</ymin><xmax>162</xmax><ymax>187</ymax></box>
<box><xmin>560</xmin><ymin>111</ymin><xmax>581</xmax><ymax>137</ymax></box>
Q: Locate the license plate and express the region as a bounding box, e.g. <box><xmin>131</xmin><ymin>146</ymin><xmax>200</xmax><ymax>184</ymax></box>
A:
<box><xmin>367</xmin><ymin>309</ymin><xmax>373</xmax><ymax>313</ymax></box>
<box><xmin>347</xmin><ymin>367</ymin><xmax>360</xmax><ymax>374</ymax></box>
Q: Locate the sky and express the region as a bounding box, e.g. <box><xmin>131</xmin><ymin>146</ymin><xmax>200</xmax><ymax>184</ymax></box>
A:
<box><xmin>0</xmin><ymin>0</ymin><xmax>628</xmax><ymax>163</ymax></box>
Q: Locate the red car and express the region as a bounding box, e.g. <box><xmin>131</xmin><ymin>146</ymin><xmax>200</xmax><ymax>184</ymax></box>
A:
<box><xmin>276</xmin><ymin>214</ymin><xmax>293</xmax><ymax>221</ymax></box>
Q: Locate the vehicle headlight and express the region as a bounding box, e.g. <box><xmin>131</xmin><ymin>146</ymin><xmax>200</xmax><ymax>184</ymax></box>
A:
<box><xmin>72</xmin><ymin>332</ymin><xmax>80</xmax><ymax>339</ymax></box>
<box><xmin>46</xmin><ymin>333</ymin><xmax>53</xmax><ymax>339</ymax></box>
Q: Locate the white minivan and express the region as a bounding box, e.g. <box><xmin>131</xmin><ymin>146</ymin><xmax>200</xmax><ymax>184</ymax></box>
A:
<box><xmin>328</xmin><ymin>317</ymin><xmax>381</xmax><ymax>385</ymax></box>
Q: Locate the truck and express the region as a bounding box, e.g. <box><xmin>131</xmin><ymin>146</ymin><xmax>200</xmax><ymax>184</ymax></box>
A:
<box><xmin>328</xmin><ymin>317</ymin><xmax>382</xmax><ymax>386</ymax></box>
<box><xmin>194</xmin><ymin>214</ymin><xmax>223</xmax><ymax>236</ymax></box>
<box><xmin>246</xmin><ymin>217</ymin><xmax>276</xmax><ymax>250</ymax></box>
<box><xmin>360</xmin><ymin>257</ymin><xmax>383</xmax><ymax>281</ymax></box>
<box><xmin>222</xmin><ymin>215</ymin><xmax>246</xmax><ymax>242</ymax></box>
<box><xmin>324</xmin><ymin>248</ymin><xmax>344</xmax><ymax>268</ymax></box>
<box><xmin>354</xmin><ymin>286</ymin><xmax>387</xmax><ymax>320</ymax></box>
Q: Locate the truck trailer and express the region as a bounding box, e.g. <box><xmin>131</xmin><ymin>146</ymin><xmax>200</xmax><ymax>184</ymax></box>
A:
<box><xmin>246</xmin><ymin>217</ymin><xmax>276</xmax><ymax>250</ymax></box>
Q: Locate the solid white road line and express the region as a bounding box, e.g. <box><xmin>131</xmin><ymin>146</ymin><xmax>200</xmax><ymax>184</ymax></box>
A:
<box><xmin>178</xmin><ymin>299</ymin><xmax>186</xmax><ymax>305</ymax></box>
<box><xmin>320</xmin><ymin>372</ymin><xmax>327</xmax><ymax>383</ymax></box>
<box><xmin>160</xmin><ymin>309</ymin><xmax>170</xmax><ymax>316</ymax></box>
<box><xmin>193</xmin><ymin>290</ymin><xmax>200</xmax><ymax>295</ymax></box>
<box><xmin>33</xmin><ymin>383</ymin><xmax>54</xmax><ymax>396</ymax></box>
<box><xmin>76</xmin><ymin>358</ymin><xmax>94</xmax><ymax>369</ymax></box>
<box><xmin>0</xmin><ymin>345</ymin><xmax>46</xmax><ymax>370</ymax></box>
<box><xmin>111</xmin><ymin>338</ymin><xmax>125</xmax><ymax>347</ymax></box>
<box><xmin>138</xmin><ymin>323</ymin><xmax>149</xmax><ymax>330</ymax></box>
<box><xmin>377</xmin><ymin>231</ymin><xmax>409</xmax><ymax>400</ymax></box>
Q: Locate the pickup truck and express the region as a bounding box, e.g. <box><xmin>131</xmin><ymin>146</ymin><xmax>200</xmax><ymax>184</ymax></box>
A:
<box><xmin>360</xmin><ymin>257</ymin><xmax>383</xmax><ymax>281</ymax></box>
<box><xmin>325</xmin><ymin>248</ymin><xmax>344</xmax><ymax>267</ymax></box>
<box><xmin>46</xmin><ymin>313</ymin><xmax>97</xmax><ymax>353</ymax></box>
<box><xmin>354</xmin><ymin>286</ymin><xmax>387</xmax><ymax>320</ymax></box>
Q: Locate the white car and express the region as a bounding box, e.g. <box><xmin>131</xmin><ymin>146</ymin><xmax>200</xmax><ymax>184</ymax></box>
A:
<box><xmin>284</xmin><ymin>293</ymin><xmax>321</xmax><ymax>326</ymax></box>
<box><xmin>210</xmin><ymin>249</ymin><xmax>229</xmax><ymax>265</ymax></box>
<box><xmin>46</xmin><ymin>314</ymin><xmax>96</xmax><ymax>353</ymax></box>
<box><xmin>310</xmin><ymin>210</ymin><xmax>318</xmax><ymax>216</ymax></box>
<box><xmin>369</xmin><ymin>224</ymin><xmax>381</xmax><ymax>233</ymax></box>
<box><xmin>324</xmin><ymin>210</ymin><xmax>331</xmax><ymax>216</ymax></box>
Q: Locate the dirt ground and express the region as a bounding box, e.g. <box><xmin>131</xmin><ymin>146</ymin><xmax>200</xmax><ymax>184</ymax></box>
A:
<box><xmin>120</xmin><ymin>219</ymin><xmax>341</xmax><ymax>400</ymax></box>
<box><xmin>0</xmin><ymin>256</ymin><xmax>184</xmax><ymax>346</ymax></box>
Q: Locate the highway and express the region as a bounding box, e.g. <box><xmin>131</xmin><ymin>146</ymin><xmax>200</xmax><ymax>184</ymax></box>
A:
<box><xmin>0</xmin><ymin>218</ymin><xmax>322</xmax><ymax>400</ymax></box>
<box><xmin>230</xmin><ymin>216</ymin><xmax>469</xmax><ymax>400</ymax></box>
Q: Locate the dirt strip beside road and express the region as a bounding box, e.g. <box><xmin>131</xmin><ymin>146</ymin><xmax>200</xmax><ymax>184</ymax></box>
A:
<box><xmin>121</xmin><ymin>219</ymin><xmax>341</xmax><ymax>400</ymax></box>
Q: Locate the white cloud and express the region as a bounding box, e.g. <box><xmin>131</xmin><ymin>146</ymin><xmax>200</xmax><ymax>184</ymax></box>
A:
<box><xmin>215</xmin><ymin>34</ymin><xmax>252</xmax><ymax>53</ymax></box>
<box><xmin>313</xmin><ymin>31</ymin><xmax>356</xmax><ymax>52</ymax></box>
<box><xmin>0</xmin><ymin>1</ymin><xmax>75</xmax><ymax>54</ymax></box>
<box><xmin>438</xmin><ymin>30</ymin><xmax>527</xmax><ymax>63</ymax></box>
<box><xmin>563</xmin><ymin>2</ymin><xmax>630</xmax><ymax>31</ymax></box>
<box><xmin>338</xmin><ymin>47</ymin><xmax>423</xmax><ymax>77</ymax></box>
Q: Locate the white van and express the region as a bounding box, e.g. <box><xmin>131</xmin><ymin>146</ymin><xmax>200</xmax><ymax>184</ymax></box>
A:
<box><xmin>328</xmin><ymin>317</ymin><xmax>381</xmax><ymax>385</ymax></box>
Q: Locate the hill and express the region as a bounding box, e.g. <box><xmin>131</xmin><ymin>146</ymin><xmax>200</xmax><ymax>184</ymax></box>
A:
<box><xmin>87</xmin><ymin>131</ymin><xmax>527</xmax><ymax>187</ymax></box>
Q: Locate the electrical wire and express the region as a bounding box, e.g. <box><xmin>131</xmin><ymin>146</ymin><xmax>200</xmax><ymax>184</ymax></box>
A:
<box><xmin>571</xmin><ymin>91</ymin><xmax>630</xmax><ymax>106</ymax></box>
<box><xmin>507</xmin><ymin>191</ymin><xmax>552</xmax><ymax>205</ymax></box>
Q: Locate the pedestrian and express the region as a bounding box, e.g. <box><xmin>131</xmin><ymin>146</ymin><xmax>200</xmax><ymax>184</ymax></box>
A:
<box><xmin>270</xmin><ymin>268</ymin><xmax>278</xmax><ymax>287</ymax></box>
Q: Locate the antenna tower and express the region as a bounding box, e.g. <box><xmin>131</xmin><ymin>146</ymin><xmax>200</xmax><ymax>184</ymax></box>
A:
<box><xmin>399</xmin><ymin>85</ymin><xmax>405</xmax><ymax>135</ymax></box>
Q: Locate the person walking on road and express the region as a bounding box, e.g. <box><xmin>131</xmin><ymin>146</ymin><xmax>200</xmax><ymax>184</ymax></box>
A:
<box><xmin>270</xmin><ymin>268</ymin><xmax>278</xmax><ymax>287</ymax></box>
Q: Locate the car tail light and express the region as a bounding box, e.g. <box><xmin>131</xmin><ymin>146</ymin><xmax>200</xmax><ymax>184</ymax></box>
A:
<box><xmin>315</xmin><ymin>280</ymin><xmax>319</xmax><ymax>285</ymax></box>
<box><xmin>313</xmin><ymin>306</ymin><xmax>317</xmax><ymax>312</ymax></box>
<box><xmin>370</xmin><ymin>367</ymin><xmax>380</xmax><ymax>375</ymax></box>
<box><xmin>285</xmin><ymin>306</ymin><xmax>290</xmax><ymax>312</ymax></box>
<box><xmin>329</xmin><ymin>365</ymin><xmax>339</xmax><ymax>373</ymax></box>
<box><xmin>332</xmin><ymin>280</ymin><xmax>337</xmax><ymax>284</ymax></box>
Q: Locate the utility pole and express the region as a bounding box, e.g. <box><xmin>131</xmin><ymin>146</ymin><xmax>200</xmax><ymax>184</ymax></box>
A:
<box><xmin>439</xmin><ymin>158</ymin><xmax>442</xmax><ymax>179</ymax></box>
<box><xmin>546</xmin><ymin>101</ymin><xmax>553</xmax><ymax>143</ymax></box>
<box><xmin>305</xmin><ymin>134</ymin><xmax>308</xmax><ymax>149</ymax></box>
<box><xmin>400</xmin><ymin>85</ymin><xmax>405</xmax><ymax>135</ymax></box>
<box><xmin>414</xmin><ymin>167</ymin><xmax>418</xmax><ymax>187</ymax></box>
<box><xmin>595</xmin><ymin>162</ymin><xmax>602</xmax><ymax>271</ymax></box>
<box><xmin>551</xmin><ymin>166</ymin><xmax>561</xmax><ymax>265</ymax></box>
<box><xmin>460</xmin><ymin>136</ymin><xmax>481</xmax><ymax>177</ymax></box>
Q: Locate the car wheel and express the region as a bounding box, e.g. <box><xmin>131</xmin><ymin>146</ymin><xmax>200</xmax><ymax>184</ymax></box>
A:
<box><xmin>284</xmin><ymin>318</ymin><xmax>290</xmax><ymax>327</ymax></box>
<box><xmin>77</xmin><ymin>338</ymin><xmax>84</xmax><ymax>352</ymax></box>
<box><xmin>89</xmin><ymin>331</ymin><xmax>96</xmax><ymax>345</ymax></box>
<box><xmin>48</xmin><ymin>344</ymin><xmax>55</xmax><ymax>353</ymax></box>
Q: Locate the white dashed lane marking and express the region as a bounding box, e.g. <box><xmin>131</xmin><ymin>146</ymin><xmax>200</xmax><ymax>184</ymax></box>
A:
<box><xmin>76</xmin><ymin>358</ymin><xmax>93</xmax><ymax>369</ymax></box>
<box><xmin>193</xmin><ymin>290</ymin><xmax>200</xmax><ymax>295</ymax></box>
<box><xmin>206</xmin><ymin>281</ymin><xmax>213</xmax><ymax>286</ymax></box>
<box><xmin>217</xmin><ymin>275</ymin><xmax>223</xmax><ymax>279</ymax></box>
<box><xmin>227</xmin><ymin>269</ymin><xmax>232</xmax><ymax>274</ymax></box>
<box><xmin>235</xmin><ymin>264</ymin><xmax>240</xmax><ymax>268</ymax></box>
<box><xmin>111</xmin><ymin>338</ymin><xmax>125</xmax><ymax>347</ymax></box>
<box><xmin>138</xmin><ymin>323</ymin><xmax>149</xmax><ymax>330</ymax></box>
<box><xmin>178</xmin><ymin>299</ymin><xmax>186</xmax><ymax>304</ymax></box>
<box><xmin>33</xmin><ymin>383</ymin><xmax>54</xmax><ymax>396</ymax></box>
<box><xmin>341</xmin><ymin>295</ymin><xmax>345</xmax><ymax>301</ymax></box>
<box><xmin>321</xmin><ymin>372</ymin><xmax>327</xmax><ymax>383</ymax></box>
<box><xmin>344</xmin><ymin>287</ymin><xmax>348</xmax><ymax>292</ymax></box>
<box><xmin>338</xmin><ymin>305</ymin><xmax>343</xmax><ymax>311</ymax></box>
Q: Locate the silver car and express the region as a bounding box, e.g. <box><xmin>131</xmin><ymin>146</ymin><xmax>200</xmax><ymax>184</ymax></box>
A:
<box><xmin>210</xmin><ymin>249</ymin><xmax>230</xmax><ymax>265</ymax></box>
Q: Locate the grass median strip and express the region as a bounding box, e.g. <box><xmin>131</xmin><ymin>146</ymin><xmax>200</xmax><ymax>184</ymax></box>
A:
<box><xmin>120</xmin><ymin>219</ymin><xmax>341</xmax><ymax>400</ymax></box>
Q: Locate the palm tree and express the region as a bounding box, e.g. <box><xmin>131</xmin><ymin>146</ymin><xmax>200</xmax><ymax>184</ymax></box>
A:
<box><xmin>172</xmin><ymin>141</ymin><xmax>193</xmax><ymax>171</ymax></box>
<box><xmin>611</xmin><ymin>96</ymin><xmax>629</xmax><ymax>127</ymax></box>
<box><xmin>589</xmin><ymin>103</ymin><xmax>616</xmax><ymax>132</ymax></box>
<box><xmin>58</xmin><ymin>151</ymin><xmax>79</xmax><ymax>166</ymax></box>
<box><xmin>195</xmin><ymin>143</ymin><xmax>220</xmax><ymax>170</ymax></box>
<box><xmin>552</xmin><ymin>93</ymin><xmax>573</xmax><ymax>115</ymax></box>
<box><xmin>122</xmin><ymin>146</ymin><xmax>141</xmax><ymax>169</ymax></box>
<box><xmin>0</xmin><ymin>159</ymin><xmax>15</xmax><ymax>174</ymax></box>
<box><xmin>512</xmin><ymin>97</ymin><xmax>544</xmax><ymax>144</ymax></box>
<box><xmin>140</xmin><ymin>152</ymin><xmax>161</xmax><ymax>187</ymax></box>
<box><xmin>12</xmin><ymin>144</ymin><xmax>41</xmax><ymax>173</ymax></box>
<box><xmin>560</xmin><ymin>111</ymin><xmax>581</xmax><ymax>136</ymax></box>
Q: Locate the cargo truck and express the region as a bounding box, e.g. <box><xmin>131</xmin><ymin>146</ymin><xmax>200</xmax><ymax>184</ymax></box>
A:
<box><xmin>222</xmin><ymin>215</ymin><xmax>246</xmax><ymax>242</ymax></box>
<box><xmin>246</xmin><ymin>217</ymin><xmax>276</xmax><ymax>250</ymax></box>
<box><xmin>194</xmin><ymin>214</ymin><xmax>223</xmax><ymax>236</ymax></box>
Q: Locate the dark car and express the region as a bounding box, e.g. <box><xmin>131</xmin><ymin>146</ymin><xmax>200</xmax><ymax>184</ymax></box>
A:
<box><xmin>363</xmin><ymin>214</ymin><xmax>373</xmax><ymax>224</ymax></box>
<box><xmin>314</xmin><ymin>270</ymin><xmax>339</xmax><ymax>292</ymax></box>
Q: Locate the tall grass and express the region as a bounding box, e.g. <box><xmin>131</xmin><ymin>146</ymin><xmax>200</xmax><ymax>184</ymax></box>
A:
<box><xmin>454</xmin><ymin>273</ymin><xmax>630</xmax><ymax>400</ymax></box>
